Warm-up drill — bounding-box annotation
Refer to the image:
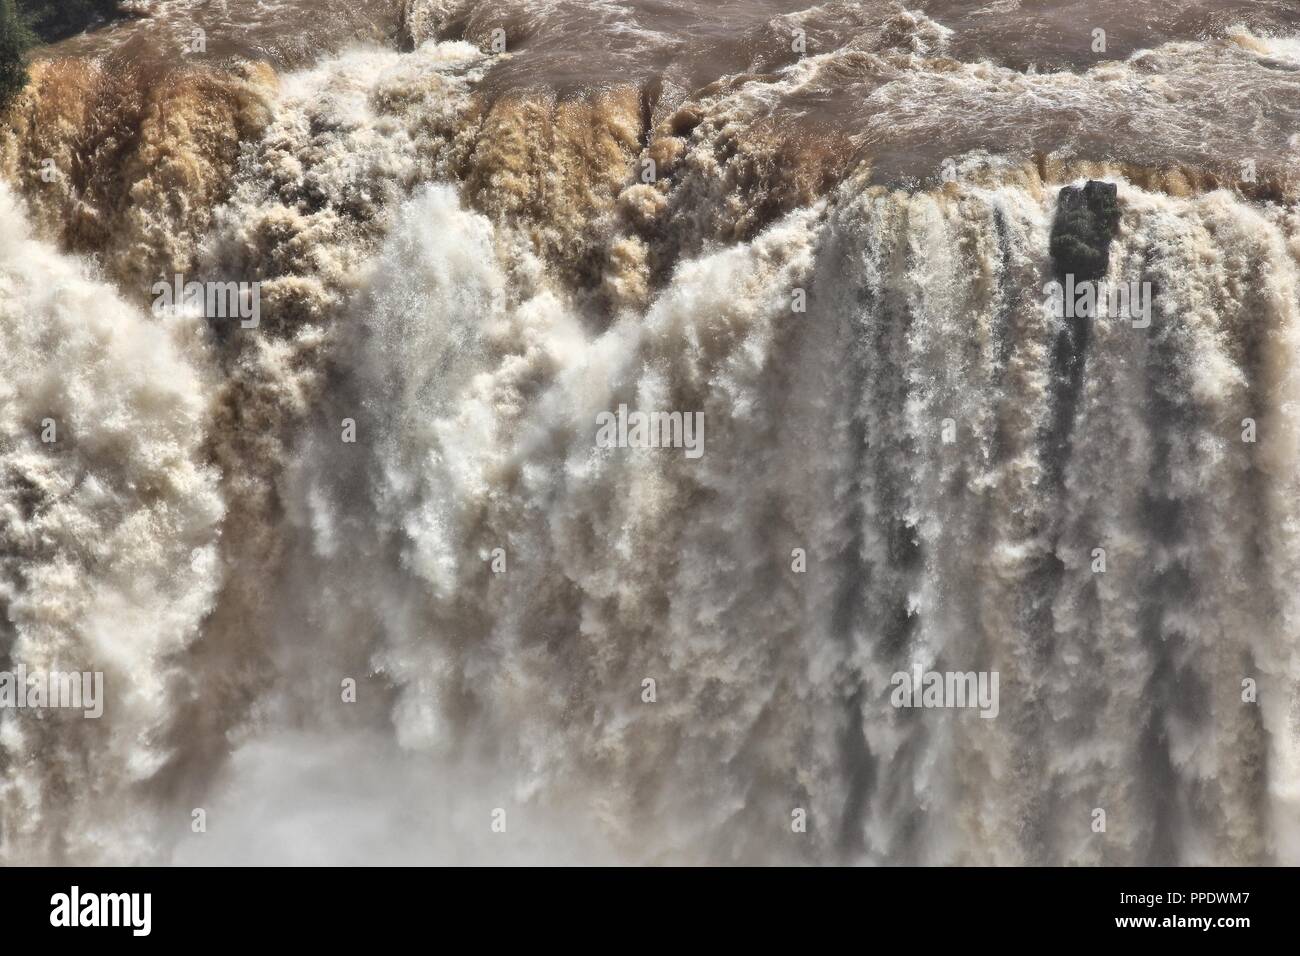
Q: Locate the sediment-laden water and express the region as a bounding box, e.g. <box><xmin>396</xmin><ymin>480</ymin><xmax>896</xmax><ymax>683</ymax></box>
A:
<box><xmin>1</xmin><ymin>0</ymin><xmax>1299</xmax><ymax>864</ymax></box>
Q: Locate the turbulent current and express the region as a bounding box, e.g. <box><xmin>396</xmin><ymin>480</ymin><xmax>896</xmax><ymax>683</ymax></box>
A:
<box><xmin>2</xmin><ymin>0</ymin><xmax>1300</xmax><ymax>865</ymax></box>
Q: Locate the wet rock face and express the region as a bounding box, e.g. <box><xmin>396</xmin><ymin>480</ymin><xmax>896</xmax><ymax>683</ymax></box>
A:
<box><xmin>1050</xmin><ymin>179</ymin><xmax>1121</xmax><ymax>281</ymax></box>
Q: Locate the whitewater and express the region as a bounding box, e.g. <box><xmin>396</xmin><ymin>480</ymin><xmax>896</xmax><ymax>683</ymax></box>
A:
<box><xmin>2</xmin><ymin>0</ymin><xmax>1300</xmax><ymax>865</ymax></box>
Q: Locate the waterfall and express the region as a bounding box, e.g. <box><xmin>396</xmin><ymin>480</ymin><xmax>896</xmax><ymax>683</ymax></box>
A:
<box><xmin>2</xmin><ymin>2</ymin><xmax>1299</xmax><ymax>865</ymax></box>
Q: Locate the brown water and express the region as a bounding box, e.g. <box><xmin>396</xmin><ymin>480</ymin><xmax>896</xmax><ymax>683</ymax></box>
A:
<box><xmin>5</xmin><ymin>2</ymin><xmax>1300</xmax><ymax>867</ymax></box>
<box><xmin>52</xmin><ymin>0</ymin><xmax>1300</xmax><ymax>86</ymax></box>
<box><xmin>43</xmin><ymin>0</ymin><xmax>1300</xmax><ymax>190</ymax></box>
<box><xmin>45</xmin><ymin>0</ymin><xmax>405</xmax><ymax>67</ymax></box>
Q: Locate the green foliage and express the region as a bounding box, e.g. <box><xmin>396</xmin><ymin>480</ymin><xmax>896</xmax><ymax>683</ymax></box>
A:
<box><xmin>18</xmin><ymin>0</ymin><xmax>121</xmax><ymax>44</ymax></box>
<box><xmin>1</xmin><ymin>1</ymin><xmax>123</xmax><ymax>113</ymax></box>
<box><xmin>0</xmin><ymin>0</ymin><xmax>33</xmax><ymax>113</ymax></box>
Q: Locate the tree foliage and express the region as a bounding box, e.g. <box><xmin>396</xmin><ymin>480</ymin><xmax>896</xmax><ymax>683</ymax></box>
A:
<box><xmin>0</xmin><ymin>0</ymin><xmax>32</xmax><ymax>112</ymax></box>
<box><xmin>18</xmin><ymin>0</ymin><xmax>121</xmax><ymax>44</ymax></box>
<box><xmin>1</xmin><ymin>2</ymin><xmax>122</xmax><ymax>113</ymax></box>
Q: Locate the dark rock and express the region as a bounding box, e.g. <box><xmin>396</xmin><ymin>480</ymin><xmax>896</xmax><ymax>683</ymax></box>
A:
<box><xmin>1050</xmin><ymin>180</ymin><xmax>1120</xmax><ymax>282</ymax></box>
<box><xmin>1042</xmin><ymin>180</ymin><xmax>1120</xmax><ymax>488</ymax></box>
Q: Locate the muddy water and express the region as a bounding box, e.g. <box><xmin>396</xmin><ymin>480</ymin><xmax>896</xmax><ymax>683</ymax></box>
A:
<box><xmin>42</xmin><ymin>0</ymin><xmax>1300</xmax><ymax>190</ymax></box>
<box><xmin>8</xmin><ymin>1</ymin><xmax>1300</xmax><ymax>867</ymax></box>
<box><xmin>43</xmin><ymin>0</ymin><xmax>405</xmax><ymax>67</ymax></box>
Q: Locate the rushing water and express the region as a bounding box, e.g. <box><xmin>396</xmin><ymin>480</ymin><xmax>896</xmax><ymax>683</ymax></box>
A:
<box><xmin>2</xmin><ymin>1</ymin><xmax>1300</xmax><ymax>864</ymax></box>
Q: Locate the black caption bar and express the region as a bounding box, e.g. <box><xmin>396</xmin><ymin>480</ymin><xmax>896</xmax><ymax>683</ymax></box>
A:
<box><xmin>0</xmin><ymin>865</ymin><xmax>1287</xmax><ymax>943</ymax></box>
